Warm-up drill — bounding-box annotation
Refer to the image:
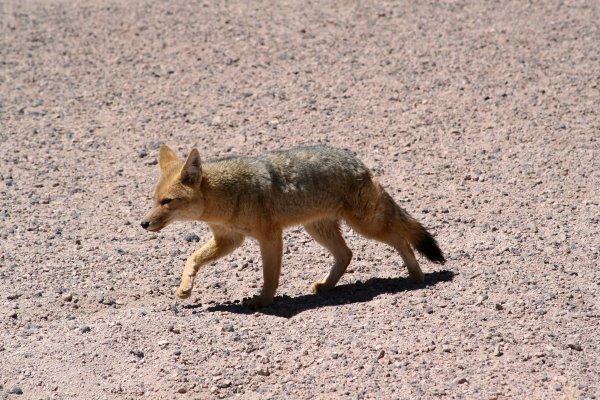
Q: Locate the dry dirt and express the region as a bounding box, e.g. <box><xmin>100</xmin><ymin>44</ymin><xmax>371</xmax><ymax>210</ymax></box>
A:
<box><xmin>1</xmin><ymin>0</ymin><xmax>599</xmax><ymax>399</ymax></box>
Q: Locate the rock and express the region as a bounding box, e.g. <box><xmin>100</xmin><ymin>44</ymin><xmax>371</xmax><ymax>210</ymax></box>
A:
<box><xmin>567</xmin><ymin>342</ymin><xmax>582</xmax><ymax>351</ymax></box>
<box><xmin>158</xmin><ymin>340</ymin><xmax>170</xmax><ymax>347</ymax></box>
<box><xmin>80</xmin><ymin>326</ymin><xmax>91</xmax><ymax>333</ymax></box>
<box><xmin>9</xmin><ymin>385</ymin><xmax>23</xmax><ymax>395</ymax></box>
<box><xmin>454</xmin><ymin>377</ymin><xmax>468</xmax><ymax>385</ymax></box>
<box><xmin>62</xmin><ymin>293</ymin><xmax>73</xmax><ymax>302</ymax></box>
<box><xmin>495</xmin><ymin>303</ymin><xmax>503</xmax><ymax>311</ymax></box>
<box><xmin>130</xmin><ymin>349</ymin><xmax>144</xmax><ymax>358</ymax></box>
<box><xmin>221</xmin><ymin>324</ymin><xmax>234</xmax><ymax>332</ymax></box>
<box><xmin>493</xmin><ymin>344</ymin><xmax>503</xmax><ymax>356</ymax></box>
<box><xmin>185</xmin><ymin>233</ymin><xmax>200</xmax><ymax>243</ymax></box>
<box><xmin>551</xmin><ymin>382</ymin><xmax>562</xmax><ymax>391</ymax></box>
<box><xmin>217</xmin><ymin>380</ymin><xmax>231</xmax><ymax>389</ymax></box>
<box><xmin>177</xmin><ymin>387</ymin><xmax>187</xmax><ymax>394</ymax></box>
<box><xmin>102</xmin><ymin>298</ymin><xmax>116</xmax><ymax>306</ymax></box>
<box><xmin>475</xmin><ymin>294</ymin><xmax>487</xmax><ymax>305</ymax></box>
<box><xmin>256</xmin><ymin>367</ymin><xmax>270</xmax><ymax>376</ymax></box>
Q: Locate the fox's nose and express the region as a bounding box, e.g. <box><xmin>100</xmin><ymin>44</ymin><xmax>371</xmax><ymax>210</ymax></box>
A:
<box><xmin>141</xmin><ymin>221</ymin><xmax>150</xmax><ymax>230</ymax></box>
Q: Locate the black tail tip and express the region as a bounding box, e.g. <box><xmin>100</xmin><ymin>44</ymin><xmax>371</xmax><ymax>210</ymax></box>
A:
<box><xmin>415</xmin><ymin>230</ymin><xmax>446</xmax><ymax>264</ymax></box>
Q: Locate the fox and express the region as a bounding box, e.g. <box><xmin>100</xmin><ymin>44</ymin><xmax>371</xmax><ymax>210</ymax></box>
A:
<box><xmin>141</xmin><ymin>144</ymin><xmax>445</xmax><ymax>307</ymax></box>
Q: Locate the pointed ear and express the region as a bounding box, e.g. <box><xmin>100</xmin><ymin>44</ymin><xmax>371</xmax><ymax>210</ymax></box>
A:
<box><xmin>180</xmin><ymin>148</ymin><xmax>202</xmax><ymax>185</ymax></box>
<box><xmin>159</xmin><ymin>145</ymin><xmax>179</xmax><ymax>170</ymax></box>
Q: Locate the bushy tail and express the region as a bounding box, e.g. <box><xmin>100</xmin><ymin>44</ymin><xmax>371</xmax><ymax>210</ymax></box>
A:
<box><xmin>398</xmin><ymin>208</ymin><xmax>446</xmax><ymax>264</ymax></box>
<box><xmin>369</xmin><ymin>189</ymin><xmax>446</xmax><ymax>264</ymax></box>
<box><xmin>412</xmin><ymin>226</ymin><xmax>446</xmax><ymax>264</ymax></box>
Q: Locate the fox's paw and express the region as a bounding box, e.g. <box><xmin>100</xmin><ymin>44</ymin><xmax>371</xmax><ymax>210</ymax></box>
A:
<box><xmin>175</xmin><ymin>287</ymin><xmax>192</xmax><ymax>299</ymax></box>
<box><xmin>408</xmin><ymin>270</ymin><xmax>425</xmax><ymax>283</ymax></box>
<box><xmin>243</xmin><ymin>294</ymin><xmax>273</xmax><ymax>309</ymax></box>
<box><xmin>311</xmin><ymin>281</ymin><xmax>332</xmax><ymax>294</ymax></box>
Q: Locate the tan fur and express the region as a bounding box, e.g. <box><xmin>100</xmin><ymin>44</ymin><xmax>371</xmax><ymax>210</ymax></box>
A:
<box><xmin>142</xmin><ymin>145</ymin><xmax>444</xmax><ymax>307</ymax></box>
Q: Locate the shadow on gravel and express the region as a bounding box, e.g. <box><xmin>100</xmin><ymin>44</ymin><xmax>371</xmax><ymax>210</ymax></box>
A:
<box><xmin>202</xmin><ymin>270</ymin><xmax>455</xmax><ymax>318</ymax></box>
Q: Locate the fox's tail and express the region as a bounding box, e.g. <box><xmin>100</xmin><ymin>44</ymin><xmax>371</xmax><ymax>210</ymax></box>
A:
<box><xmin>399</xmin><ymin>208</ymin><xmax>446</xmax><ymax>264</ymax></box>
<box><xmin>410</xmin><ymin>224</ymin><xmax>446</xmax><ymax>264</ymax></box>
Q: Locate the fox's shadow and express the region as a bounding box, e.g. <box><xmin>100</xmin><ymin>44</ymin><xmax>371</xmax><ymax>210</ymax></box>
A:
<box><xmin>199</xmin><ymin>270</ymin><xmax>455</xmax><ymax>318</ymax></box>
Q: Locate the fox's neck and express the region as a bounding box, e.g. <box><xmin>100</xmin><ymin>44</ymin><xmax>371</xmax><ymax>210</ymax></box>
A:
<box><xmin>196</xmin><ymin>167</ymin><xmax>240</xmax><ymax>224</ymax></box>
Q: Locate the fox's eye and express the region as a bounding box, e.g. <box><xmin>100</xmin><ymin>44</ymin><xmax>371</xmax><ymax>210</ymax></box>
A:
<box><xmin>160</xmin><ymin>198</ymin><xmax>173</xmax><ymax>206</ymax></box>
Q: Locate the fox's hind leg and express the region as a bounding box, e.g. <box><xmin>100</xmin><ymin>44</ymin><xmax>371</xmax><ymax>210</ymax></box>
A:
<box><xmin>393</xmin><ymin>239</ymin><xmax>424</xmax><ymax>282</ymax></box>
<box><xmin>304</xmin><ymin>219</ymin><xmax>353</xmax><ymax>293</ymax></box>
<box><xmin>176</xmin><ymin>229</ymin><xmax>244</xmax><ymax>299</ymax></box>
<box><xmin>344</xmin><ymin>185</ymin><xmax>425</xmax><ymax>282</ymax></box>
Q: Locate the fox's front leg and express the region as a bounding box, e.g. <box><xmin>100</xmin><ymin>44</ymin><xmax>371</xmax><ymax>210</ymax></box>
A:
<box><xmin>247</xmin><ymin>231</ymin><xmax>283</xmax><ymax>308</ymax></box>
<box><xmin>176</xmin><ymin>233</ymin><xmax>244</xmax><ymax>299</ymax></box>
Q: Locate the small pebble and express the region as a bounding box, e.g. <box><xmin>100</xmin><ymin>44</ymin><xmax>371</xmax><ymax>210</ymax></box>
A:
<box><xmin>62</xmin><ymin>293</ymin><xmax>73</xmax><ymax>302</ymax></box>
<box><xmin>130</xmin><ymin>349</ymin><xmax>144</xmax><ymax>358</ymax></box>
<box><xmin>493</xmin><ymin>344</ymin><xmax>503</xmax><ymax>356</ymax></box>
<box><xmin>475</xmin><ymin>294</ymin><xmax>487</xmax><ymax>305</ymax></box>
<box><xmin>256</xmin><ymin>367</ymin><xmax>270</xmax><ymax>376</ymax></box>
<box><xmin>9</xmin><ymin>385</ymin><xmax>23</xmax><ymax>395</ymax></box>
<box><xmin>217</xmin><ymin>380</ymin><xmax>231</xmax><ymax>388</ymax></box>
<box><xmin>567</xmin><ymin>342</ymin><xmax>582</xmax><ymax>351</ymax></box>
<box><xmin>80</xmin><ymin>326</ymin><xmax>91</xmax><ymax>333</ymax></box>
<box><xmin>185</xmin><ymin>233</ymin><xmax>200</xmax><ymax>243</ymax></box>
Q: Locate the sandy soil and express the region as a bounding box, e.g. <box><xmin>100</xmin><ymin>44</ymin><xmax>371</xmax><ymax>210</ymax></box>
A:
<box><xmin>1</xmin><ymin>0</ymin><xmax>599</xmax><ymax>399</ymax></box>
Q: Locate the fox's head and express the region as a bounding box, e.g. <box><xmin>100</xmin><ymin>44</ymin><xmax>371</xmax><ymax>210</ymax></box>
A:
<box><xmin>141</xmin><ymin>145</ymin><xmax>204</xmax><ymax>232</ymax></box>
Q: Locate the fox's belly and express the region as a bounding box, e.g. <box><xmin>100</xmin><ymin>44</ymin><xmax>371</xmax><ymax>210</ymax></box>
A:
<box><xmin>267</xmin><ymin>191</ymin><xmax>347</xmax><ymax>227</ymax></box>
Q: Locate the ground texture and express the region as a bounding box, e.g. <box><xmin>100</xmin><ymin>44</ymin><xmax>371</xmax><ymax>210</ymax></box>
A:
<box><xmin>1</xmin><ymin>0</ymin><xmax>599</xmax><ymax>399</ymax></box>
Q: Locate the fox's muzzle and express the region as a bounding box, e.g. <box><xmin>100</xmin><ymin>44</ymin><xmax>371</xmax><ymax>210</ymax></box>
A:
<box><xmin>140</xmin><ymin>218</ymin><xmax>166</xmax><ymax>232</ymax></box>
<box><xmin>141</xmin><ymin>206</ymin><xmax>171</xmax><ymax>232</ymax></box>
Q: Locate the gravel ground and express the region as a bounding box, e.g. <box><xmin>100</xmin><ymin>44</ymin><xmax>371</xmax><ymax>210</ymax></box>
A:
<box><xmin>1</xmin><ymin>0</ymin><xmax>599</xmax><ymax>399</ymax></box>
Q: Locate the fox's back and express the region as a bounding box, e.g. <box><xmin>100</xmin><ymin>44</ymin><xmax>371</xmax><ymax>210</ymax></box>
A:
<box><xmin>203</xmin><ymin>146</ymin><xmax>373</xmax><ymax>221</ymax></box>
